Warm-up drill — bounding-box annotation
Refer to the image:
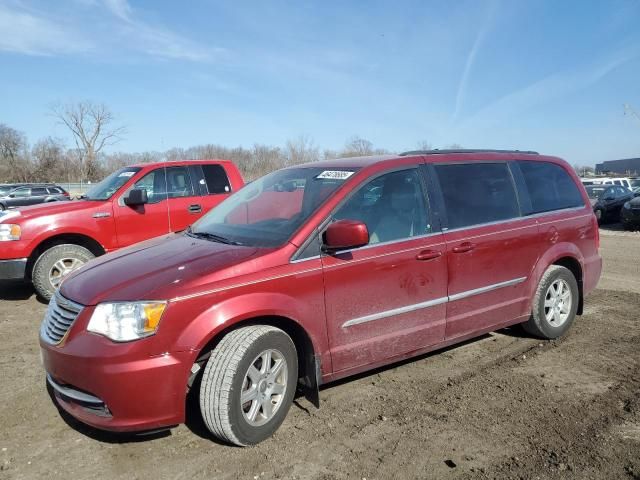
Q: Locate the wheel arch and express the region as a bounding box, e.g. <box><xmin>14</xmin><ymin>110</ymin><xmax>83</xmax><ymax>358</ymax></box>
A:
<box><xmin>551</xmin><ymin>255</ymin><xmax>584</xmax><ymax>315</ymax></box>
<box><xmin>26</xmin><ymin>233</ymin><xmax>106</xmax><ymax>278</ymax></box>
<box><xmin>187</xmin><ymin>313</ymin><xmax>321</xmax><ymax>409</ymax></box>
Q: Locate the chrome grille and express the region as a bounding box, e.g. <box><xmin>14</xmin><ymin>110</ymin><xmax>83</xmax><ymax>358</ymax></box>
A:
<box><xmin>40</xmin><ymin>292</ymin><xmax>84</xmax><ymax>345</ymax></box>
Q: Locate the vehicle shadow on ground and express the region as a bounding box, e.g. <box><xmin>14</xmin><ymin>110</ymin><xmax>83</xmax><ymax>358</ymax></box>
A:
<box><xmin>0</xmin><ymin>281</ymin><xmax>41</xmax><ymax>302</ymax></box>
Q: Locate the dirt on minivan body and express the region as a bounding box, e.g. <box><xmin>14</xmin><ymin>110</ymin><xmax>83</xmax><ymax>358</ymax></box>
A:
<box><xmin>0</xmin><ymin>235</ymin><xmax>639</xmax><ymax>480</ymax></box>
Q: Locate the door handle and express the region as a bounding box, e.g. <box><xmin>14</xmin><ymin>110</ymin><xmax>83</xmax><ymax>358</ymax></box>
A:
<box><xmin>452</xmin><ymin>242</ymin><xmax>475</xmax><ymax>253</ymax></box>
<box><xmin>416</xmin><ymin>250</ymin><xmax>442</xmax><ymax>261</ymax></box>
<box><xmin>188</xmin><ymin>204</ymin><xmax>202</xmax><ymax>213</ymax></box>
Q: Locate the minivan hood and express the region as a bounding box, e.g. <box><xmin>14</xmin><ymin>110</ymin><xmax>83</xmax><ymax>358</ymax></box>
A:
<box><xmin>59</xmin><ymin>234</ymin><xmax>263</xmax><ymax>305</ymax></box>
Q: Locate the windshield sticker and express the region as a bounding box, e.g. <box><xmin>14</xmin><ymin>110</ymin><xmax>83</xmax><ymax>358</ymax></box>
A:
<box><xmin>118</xmin><ymin>171</ymin><xmax>135</xmax><ymax>178</ymax></box>
<box><xmin>316</xmin><ymin>170</ymin><xmax>354</xmax><ymax>180</ymax></box>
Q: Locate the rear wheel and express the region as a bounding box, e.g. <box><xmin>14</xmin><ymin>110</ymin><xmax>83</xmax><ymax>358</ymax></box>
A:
<box><xmin>199</xmin><ymin>325</ymin><xmax>297</xmax><ymax>446</ymax></box>
<box><xmin>32</xmin><ymin>244</ymin><xmax>94</xmax><ymax>300</ymax></box>
<box><xmin>522</xmin><ymin>265</ymin><xmax>579</xmax><ymax>339</ymax></box>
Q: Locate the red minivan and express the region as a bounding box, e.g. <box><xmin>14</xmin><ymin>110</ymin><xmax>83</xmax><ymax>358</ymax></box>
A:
<box><xmin>39</xmin><ymin>150</ymin><xmax>602</xmax><ymax>446</ymax></box>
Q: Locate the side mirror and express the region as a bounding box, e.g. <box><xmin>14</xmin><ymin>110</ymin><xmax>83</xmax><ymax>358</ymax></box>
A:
<box><xmin>8</xmin><ymin>194</ymin><xmax>15</xmax><ymax>198</ymax></box>
<box><xmin>323</xmin><ymin>219</ymin><xmax>369</xmax><ymax>252</ymax></box>
<box><xmin>124</xmin><ymin>188</ymin><xmax>148</xmax><ymax>206</ymax></box>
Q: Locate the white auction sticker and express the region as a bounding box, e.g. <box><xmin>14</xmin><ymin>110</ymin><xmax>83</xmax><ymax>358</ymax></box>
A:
<box><xmin>118</xmin><ymin>171</ymin><xmax>135</xmax><ymax>177</ymax></box>
<box><xmin>316</xmin><ymin>170</ymin><xmax>355</xmax><ymax>180</ymax></box>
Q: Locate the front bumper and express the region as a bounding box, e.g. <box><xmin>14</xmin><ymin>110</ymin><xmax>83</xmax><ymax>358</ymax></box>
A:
<box><xmin>0</xmin><ymin>258</ymin><xmax>27</xmax><ymax>280</ymax></box>
<box><xmin>621</xmin><ymin>207</ymin><xmax>640</xmax><ymax>227</ymax></box>
<box><xmin>40</xmin><ymin>303</ymin><xmax>194</xmax><ymax>432</ymax></box>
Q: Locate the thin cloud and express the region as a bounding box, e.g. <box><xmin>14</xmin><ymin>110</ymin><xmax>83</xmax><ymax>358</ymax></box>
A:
<box><xmin>452</xmin><ymin>0</ymin><xmax>497</xmax><ymax>123</ymax></box>
<box><xmin>457</xmin><ymin>46</ymin><xmax>640</xmax><ymax>131</ymax></box>
<box><xmin>0</xmin><ymin>4</ymin><xmax>90</xmax><ymax>56</ymax></box>
<box><xmin>100</xmin><ymin>0</ymin><xmax>222</xmax><ymax>62</ymax></box>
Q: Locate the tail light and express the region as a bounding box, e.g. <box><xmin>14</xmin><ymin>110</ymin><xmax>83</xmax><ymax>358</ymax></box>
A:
<box><xmin>593</xmin><ymin>215</ymin><xmax>600</xmax><ymax>251</ymax></box>
<box><xmin>63</xmin><ymin>192</ymin><xmax>70</xmax><ymax>197</ymax></box>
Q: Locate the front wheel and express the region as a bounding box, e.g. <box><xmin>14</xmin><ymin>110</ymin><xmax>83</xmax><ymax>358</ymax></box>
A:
<box><xmin>200</xmin><ymin>325</ymin><xmax>298</xmax><ymax>446</ymax></box>
<box><xmin>32</xmin><ymin>244</ymin><xmax>95</xmax><ymax>300</ymax></box>
<box><xmin>594</xmin><ymin>208</ymin><xmax>604</xmax><ymax>225</ymax></box>
<box><xmin>522</xmin><ymin>265</ymin><xmax>579</xmax><ymax>339</ymax></box>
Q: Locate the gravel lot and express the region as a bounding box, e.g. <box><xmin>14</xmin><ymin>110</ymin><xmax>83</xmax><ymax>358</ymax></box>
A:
<box><xmin>0</xmin><ymin>234</ymin><xmax>639</xmax><ymax>480</ymax></box>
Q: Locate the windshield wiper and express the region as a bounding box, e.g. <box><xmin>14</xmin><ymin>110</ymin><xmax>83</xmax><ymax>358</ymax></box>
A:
<box><xmin>186</xmin><ymin>227</ymin><xmax>243</xmax><ymax>245</ymax></box>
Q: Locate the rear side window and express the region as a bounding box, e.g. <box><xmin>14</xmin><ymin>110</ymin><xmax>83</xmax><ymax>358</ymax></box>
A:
<box><xmin>434</xmin><ymin>163</ymin><xmax>520</xmax><ymax>230</ymax></box>
<box><xmin>166</xmin><ymin>166</ymin><xmax>195</xmax><ymax>198</ymax></box>
<box><xmin>518</xmin><ymin>161</ymin><xmax>584</xmax><ymax>214</ymax></box>
<box><xmin>32</xmin><ymin>187</ymin><xmax>48</xmax><ymax>196</ymax></box>
<box><xmin>202</xmin><ymin>164</ymin><xmax>231</xmax><ymax>194</ymax></box>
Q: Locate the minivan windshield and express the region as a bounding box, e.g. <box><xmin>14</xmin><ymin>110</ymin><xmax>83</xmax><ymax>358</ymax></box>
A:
<box><xmin>84</xmin><ymin>167</ymin><xmax>141</xmax><ymax>200</ymax></box>
<box><xmin>190</xmin><ymin>167</ymin><xmax>358</xmax><ymax>247</ymax></box>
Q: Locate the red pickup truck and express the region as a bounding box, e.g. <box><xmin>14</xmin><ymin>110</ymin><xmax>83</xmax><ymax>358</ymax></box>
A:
<box><xmin>0</xmin><ymin>159</ymin><xmax>244</xmax><ymax>299</ymax></box>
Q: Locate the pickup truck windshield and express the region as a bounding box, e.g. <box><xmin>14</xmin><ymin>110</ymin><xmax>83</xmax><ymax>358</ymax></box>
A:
<box><xmin>190</xmin><ymin>167</ymin><xmax>357</xmax><ymax>247</ymax></box>
<box><xmin>84</xmin><ymin>167</ymin><xmax>142</xmax><ymax>200</ymax></box>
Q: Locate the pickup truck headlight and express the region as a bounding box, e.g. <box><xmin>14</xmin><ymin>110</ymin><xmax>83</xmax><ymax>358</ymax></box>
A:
<box><xmin>87</xmin><ymin>302</ymin><xmax>167</xmax><ymax>342</ymax></box>
<box><xmin>0</xmin><ymin>224</ymin><xmax>21</xmax><ymax>241</ymax></box>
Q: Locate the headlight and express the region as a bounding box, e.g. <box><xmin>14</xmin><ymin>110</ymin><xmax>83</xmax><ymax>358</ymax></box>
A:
<box><xmin>87</xmin><ymin>302</ymin><xmax>167</xmax><ymax>342</ymax></box>
<box><xmin>623</xmin><ymin>201</ymin><xmax>631</xmax><ymax>210</ymax></box>
<box><xmin>0</xmin><ymin>224</ymin><xmax>21</xmax><ymax>241</ymax></box>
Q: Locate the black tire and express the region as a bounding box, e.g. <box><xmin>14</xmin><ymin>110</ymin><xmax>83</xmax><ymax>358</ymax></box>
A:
<box><xmin>594</xmin><ymin>208</ymin><xmax>604</xmax><ymax>225</ymax></box>
<box><xmin>522</xmin><ymin>265</ymin><xmax>579</xmax><ymax>339</ymax></box>
<box><xmin>199</xmin><ymin>325</ymin><xmax>298</xmax><ymax>446</ymax></box>
<box><xmin>32</xmin><ymin>244</ymin><xmax>94</xmax><ymax>301</ymax></box>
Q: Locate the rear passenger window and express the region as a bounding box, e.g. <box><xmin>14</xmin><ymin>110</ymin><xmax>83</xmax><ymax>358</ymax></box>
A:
<box><xmin>435</xmin><ymin>163</ymin><xmax>519</xmax><ymax>230</ymax></box>
<box><xmin>518</xmin><ymin>161</ymin><xmax>584</xmax><ymax>214</ymax></box>
<box><xmin>202</xmin><ymin>164</ymin><xmax>231</xmax><ymax>194</ymax></box>
<box><xmin>32</xmin><ymin>187</ymin><xmax>48</xmax><ymax>196</ymax></box>
<box><xmin>166</xmin><ymin>166</ymin><xmax>195</xmax><ymax>198</ymax></box>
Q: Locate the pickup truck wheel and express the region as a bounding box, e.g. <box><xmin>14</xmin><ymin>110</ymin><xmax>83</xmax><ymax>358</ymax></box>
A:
<box><xmin>199</xmin><ymin>325</ymin><xmax>298</xmax><ymax>446</ymax></box>
<box><xmin>522</xmin><ymin>265</ymin><xmax>579</xmax><ymax>339</ymax></box>
<box><xmin>32</xmin><ymin>244</ymin><xmax>94</xmax><ymax>300</ymax></box>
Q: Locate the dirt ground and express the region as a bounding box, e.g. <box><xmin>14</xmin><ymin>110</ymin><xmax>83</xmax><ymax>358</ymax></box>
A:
<box><xmin>0</xmin><ymin>234</ymin><xmax>639</xmax><ymax>480</ymax></box>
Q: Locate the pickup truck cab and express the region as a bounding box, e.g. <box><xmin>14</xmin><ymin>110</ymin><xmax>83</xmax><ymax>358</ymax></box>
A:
<box><xmin>0</xmin><ymin>159</ymin><xmax>244</xmax><ymax>299</ymax></box>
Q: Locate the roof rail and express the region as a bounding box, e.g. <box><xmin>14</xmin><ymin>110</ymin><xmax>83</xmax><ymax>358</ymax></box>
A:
<box><xmin>399</xmin><ymin>149</ymin><xmax>539</xmax><ymax>156</ymax></box>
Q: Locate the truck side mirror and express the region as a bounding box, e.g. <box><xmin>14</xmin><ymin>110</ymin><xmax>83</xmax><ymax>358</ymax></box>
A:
<box><xmin>124</xmin><ymin>188</ymin><xmax>148</xmax><ymax>206</ymax></box>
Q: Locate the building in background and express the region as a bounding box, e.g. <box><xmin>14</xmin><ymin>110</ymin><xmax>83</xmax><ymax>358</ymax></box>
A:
<box><xmin>595</xmin><ymin>158</ymin><xmax>640</xmax><ymax>175</ymax></box>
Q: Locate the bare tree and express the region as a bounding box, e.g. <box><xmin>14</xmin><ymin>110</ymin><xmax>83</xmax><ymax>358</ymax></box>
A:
<box><xmin>343</xmin><ymin>136</ymin><xmax>374</xmax><ymax>156</ymax></box>
<box><xmin>32</xmin><ymin>137</ymin><xmax>66</xmax><ymax>182</ymax></box>
<box><xmin>285</xmin><ymin>135</ymin><xmax>319</xmax><ymax>166</ymax></box>
<box><xmin>0</xmin><ymin>123</ymin><xmax>31</xmax><ymax>182</ymax></box>
<box><xmin>50</xmin><ymin>101</ymin><xmax>126</xmax><ymax>181</ymax></box>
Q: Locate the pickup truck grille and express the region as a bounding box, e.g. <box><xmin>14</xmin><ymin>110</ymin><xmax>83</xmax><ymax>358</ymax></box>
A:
<box><xmin>40</xmin><ymin>292</ymin><xmax>84</xmax><ymax>345</ymax></box>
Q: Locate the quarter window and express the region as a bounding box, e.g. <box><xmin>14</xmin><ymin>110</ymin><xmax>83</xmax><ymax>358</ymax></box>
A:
<box><xmin>518</xmin><ymin>161</ymin><xmax>585</xmax><ymax>214</ymax></box>
<box><xmin>434</xmin><ymin>163</ymin><xmax>520</xmax><ymax>229</ymax></box>
<box><xmin>202</xmin><ymin>164</ymin><xmax>231</xmax><ymax>194</ymax></box>
<box><xmin>333</xmin><ymin>169</ymin><xmax>430</xmax><ymax>245</ymax></box>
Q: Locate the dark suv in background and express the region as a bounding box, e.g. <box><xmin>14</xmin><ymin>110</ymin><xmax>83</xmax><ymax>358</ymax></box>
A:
<box><xmin>0</xmin><ymin>184</ymin><xmax>70</xmax><ymax>210</ymax></box>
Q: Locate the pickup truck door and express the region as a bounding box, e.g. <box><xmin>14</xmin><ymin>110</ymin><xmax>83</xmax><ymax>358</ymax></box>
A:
<box><xmin>114</xmin><ymin>167</ymin><xmax>171</xmax><ymax>247</ymax></box>
<box><xmin>166</xmin><ymin>165</ymin><xmax>206</xmax><ymax>232</ymax></box>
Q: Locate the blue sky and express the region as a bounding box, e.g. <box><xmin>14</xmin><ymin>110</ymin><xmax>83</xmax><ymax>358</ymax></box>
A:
<box><xmin>1</xmin><ymin>0</ymin><xmax>640</xmax><ymax>166</ymax></box>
